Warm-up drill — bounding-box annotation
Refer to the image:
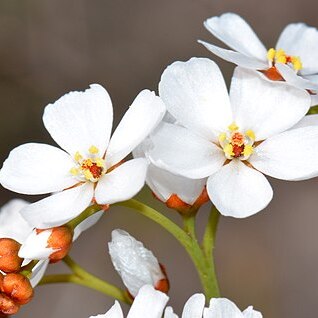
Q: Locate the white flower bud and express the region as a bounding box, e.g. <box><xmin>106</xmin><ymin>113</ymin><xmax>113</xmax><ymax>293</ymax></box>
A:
<box><xmin>108</xmin><ymin>230</ymin><xmax>169</xmax><ymax>297</ymax></box>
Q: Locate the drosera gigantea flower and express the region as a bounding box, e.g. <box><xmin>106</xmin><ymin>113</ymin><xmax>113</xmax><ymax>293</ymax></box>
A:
<box><xmin>0</xmin><ymin>84</ymin><xmax>166</xmax><ymax>229</ymax></box>
<box><xmin>146</xmin><ymin>57</ymin><xmax>318</xmax><ymax>218</ymax></box>
<box><xmin>198</xmin><ymin>12</ymin><xmax>318</xmax><ymax>105</ymax></box>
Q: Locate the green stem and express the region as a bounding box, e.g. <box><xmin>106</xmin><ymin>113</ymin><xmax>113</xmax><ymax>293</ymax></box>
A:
<box><xmin>116</xmin><ymin>199</ymin><xmax>220</xmax><ymax>298</ymax></box>
<box><xmin>182</xmin><ymin>214</ymin><xmax>197</xmax><ymax>238</ymax></box>
<box><xmin>67</xmin><ymin>204</ymin><xmax>102</xmax><ymax>229</ymax></box>
<box><xmin>39</xmin><ymin>256</ymin><xmax>130</xmax><ymax>304</ymax></box>
<box><xmin>202</xmin><ymin>206</ymin><xmax>220</xmax><ymax>261</ymax></box>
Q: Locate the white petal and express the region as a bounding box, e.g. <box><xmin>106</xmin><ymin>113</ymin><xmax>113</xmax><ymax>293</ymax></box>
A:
<box><xmin>207</xmin><ymin>160</ymin><xmax>273</xmax><ymax>218</ymax></box>
<box><xmin>204</xmin><ymin>298</ymin><xmax>243</xmax><ymax>318</ymax></box>
<box><xmin>43</xmin><ymin>84</ymin><xmax>113</xmax><ymax>157</ymax></box>
<box><xmin>73</xmin><ymin>210</ymin><xmax>104</xmax><ymax>241</ymax></box>
<box><xmin>198</xmin><ymin>41</ymin><xmax>268</xmax><ymax>70</ymax></box>
<box><xmin>159</xmin><ymin>57</ymin><xmax>232</xmax><ymax>140</ymax></box>
<box><xmin>89</xmin><ymin>301</ymin><xmax>124</xmax><ymax>318</ymax></box>
<box><xmin>203</xmin><ymin>13</ymin><xmax>267</xmax><ymax>60</ymax></box>
<box><xmin>18</xmin><ymin>229</ymin><xmax>54</xmax><ymax>260</ymax></box>
<box><xmin>243</xmin><ymin>306</ymin><xmax>263</xmax><ymax>318</ymax></box>
<box><xmin>30</xmin><ymin>260</ymin><xmax>49</xmax><ymax>287</ymax></box>
<box><xmin>164</xmin><ymin>307</ymin><xmax>178</xmax><ymax>318</ymax></box>
<box><xmin>0</xmin><ymin>199</ymin><xmax>33</xmax><ymax>243</ymax></box>
<box><xmin>147</xmin><ymin>123</ymin><xmax>225</xmax><ymax>179</ymax></box>
<box><xmin>108</xmin><ymin>229</ymin><xmax>164</xmax><ymax>297</ymax></box>
<box><xmin>146</xmin><ymin>164</ymin><xmax>207</xmax><ymax>205</ymax></box>
<box><xmin>276</xmin><ymin>23</ymin><xmax>318</xmax><ymax>75</ymax></box>
<box><xmin>275</xmin><ymin>63</ymin><xmax>318</xmax><ymax>90</ymax></box>
<box><xmin>250</xmin><ymin>126</ymin><xmax>318</xmax><ymax>180</ymax></box>
<box><xmin>106</xmin><ymin>90</ymin><xmax>166</xmax><ymax>167</ymax></box>
<box><xmin>181</xmin><ymin>294</ymin><xmax>205</xmax><ymax>318</ymax></box>
<box><xmin>0</xmin><ymin>143</ymin><xmax>77</xmax><ymax>195</ymax></box>
<box><xmin>127</xmin><ymin>285</ymin><xmax>169</xmax><ymax>318</ymax></box>
<box><xmin>95</xmin><ymin>158</ymin><xmax>148</xmax><ymax>205</ymax></box>
<box><xmin>291</xmin><ymin>114</ymin><xmax>318</xmax><ymax>129</ymax></box>
<box><xmin>230</xmin><ymin>67</ymin><xmax>311</xmax><ymax>140</ymax></box>
<box><xmin>21</xmin><ymin>183</ymin><xmax>94</xmax><ymax>228</ymax></box>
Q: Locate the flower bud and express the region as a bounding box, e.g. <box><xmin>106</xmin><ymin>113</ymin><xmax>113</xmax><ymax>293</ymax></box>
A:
<box><xmin>0</xmin><ymin>238</ymin><xmax>23</xmax><ymax>273</ymax></box>
<box><xmin>1</xmin><ymin>273</ymin><xmax>33</xmax><ymax>305</ymax></box>
<box><xmin>0</xmin><ymin>294</ymin><xmax>19</xmax><ymax>315</ymax></box>
<box><xmin>43</xmin><ymin>226</ymin><xmax>73</xmax><ymax>263</ymax></box>
<box><xmin>19</xmin><ymin>226</ymin><xmax>73</xmax><ymax>264</ymax></box>
<box><xmin>108</xmin><ymin>229</ymin><xmax>169</xmax><ymax>297</ymax></box>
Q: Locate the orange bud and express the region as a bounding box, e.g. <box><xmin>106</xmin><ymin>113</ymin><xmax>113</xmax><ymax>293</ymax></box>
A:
<box><xmin>0</xmin><ymin>238</ymin><xmax>23</xmax><ymax>273</ymax></box>
<box><xmin>37</xmin><ymin>226</ymin><xmax>73</xmax><ymax>263</ymax></box>
<box><xmin>1</xmin><ymin>273</ymin><xmax>34</xmax><ymax>305</ymax></box>
<box><xmin>0</xmin><ymin>294</ymin><xmax>19</xmax><ymax>315</ymax></box>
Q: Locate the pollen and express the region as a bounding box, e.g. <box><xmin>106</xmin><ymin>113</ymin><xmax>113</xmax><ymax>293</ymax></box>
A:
<box><xmin>70</xmin><ymin>146</ymin><xmax>106</xmax><ymax>182</ymax></box>
<box><xmin>219</xmin><ymin>126</ymin><xmax>255</xmax><ymax>160</ymax></box>
<box><xmin>266</xmin><ymin>48</ymin><xmax>303</xmax><ymax>72</ymax></box>
<box><xmin>89</xmin><ymin>145</ymin><xmax>99</xmax><ymax>154</ymax></box>
<box><xmin>228</xmin><ymin>122</ymin><xmax>239</xmax><ymax>131</ymax></box>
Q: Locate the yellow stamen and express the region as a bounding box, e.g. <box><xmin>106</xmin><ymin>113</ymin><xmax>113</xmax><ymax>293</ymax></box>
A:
<box><xmin>74</xmin><ymin>151</ymin><xmax>83</xmax><ymax>162</ymax></box>
<box><xmin>95</xmin><ymin>158</ymin><xmax>105</xmax><ymax>167</ymax></box>
<box><xmin>83</xmin><ymin>170</ymin><xmax>93</xmax><ymax>181</ymax></box>
<box><xmin>228</xmin><ymin>122</ymin><xmax>239</xmax><ymax>132</ymax></box>
<box><xmin>89</xmin><ymin>145</ymin><xmax>99</xmax><ymax>154</ymax></box>
<box><xmin>70</xmin><ymin>167</ymin><xmax>79</xmax><ymax>176</ymax></box>
<box><xmin>218</xmin><ymin>132</ymin><xmax>227</xmax><ymax>143</ymax></box>
<box><xmin>291</xmin><ymin>56</ymin><xmax>302</xmax><ymax>71</ymax></box>
<box><xmin>243</xmin><ymin>145</ymin><xmax>254</xmax><ymax>157</ymax></box>
<box><xmin>267</xmin><ymin>48</ymin><xmax>276</xmax><ymax>61</ymax></box>
<box><xmin>224</xmin><ymin>144</ymin><xmax>234</xmax><ymax>157</ymax></box>
<box><xmin>276</xmin><ymin>55</ymin><xmax>287</xmax><ymax>64</ymax></box>
<box><xmin>245</xmin><ymin>129</ymin><xmax>255</xmax><ymax>140</ymax></box>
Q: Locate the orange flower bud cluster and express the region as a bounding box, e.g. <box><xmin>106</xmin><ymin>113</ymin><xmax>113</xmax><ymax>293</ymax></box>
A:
<box><xmin>0</xmin><ymin>239</ymin><xmax>23</xmax><ymax>273</ymax></box>
<box><xmin>0</xmin><ymin>273</ymin><xmax>33</xmax><ymax>315</ymax></box>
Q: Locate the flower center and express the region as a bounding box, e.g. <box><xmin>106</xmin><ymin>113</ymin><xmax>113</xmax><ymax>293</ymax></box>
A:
<box><xmin>267</xmin><ymin>48</ymin><xmax>302</xmax><ymax>72</ymax></box>
<box><xmin>219</xmin><ymin>123</ymin><xmax>255</xmax><ymax>160</ymax></box>
<box><xmin>70</xmin><ymin>146</ymin><xmax>106</xmax><ymax>182</ymax></box>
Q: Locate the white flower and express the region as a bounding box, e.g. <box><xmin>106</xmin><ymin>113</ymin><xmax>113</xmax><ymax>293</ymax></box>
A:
<box><xmin>199</xmin><ymin>12</ymin><xmax>318</xmax><ymax>105</ymax></box>
<box><xmin>0</xmin><ymin>84</ymin><xmax>166</xmax><ymax>228</ymax></box>
<box><xmin>89</xmin><ymin>285</ymin><xmax>262</xmax><ymax>318</ymax></box>
<box><xmin>134</xmin><ymin>138</ymin><xmax>208</xmax><ymax>213</ymax></box>
<box><xmin>165</xmin><ymin>294</ymin><xmax>262</xmax><ymax>318</ymax></box>
<box><xmin>146</xmin><ymin>57</ymin><xmax>318</xmax><ymax>218</ymax></box>
<box><xmin>108</xmin><ymin>230</ymin><xmax>168</xmax><ymax>297</ymax></box>
<box><xmin>0</xmin><ymin>199</ymin><xmax>48</xmax><ymax>287</ymax></box>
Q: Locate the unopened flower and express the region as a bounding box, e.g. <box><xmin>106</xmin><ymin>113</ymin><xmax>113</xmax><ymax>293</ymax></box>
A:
<box><xmin>0</xmin><ymin>272</ymin><xmax>34</xmax><ymax>315</ymax></box>
<box><xmin>134</xmin><ymin>139</ymin><xmax>208</xmax><ymax>215</ymax></box>
<box><xmin>19</xmin><ymin>226</ymin><xmax>73</xmax><ymax>264</ymax></box>
<box><xmin>0</xmin><ymin>199</ymin><xmax>48</xmax><ymax>287</ymax></box>
<box><xmin>89</xmin><ymin>285</ymin><xmax>262</xmax><ymax>318</ymax></box>
<box><xmin>108</xmin><ymin>230</ymin><xmax>169</xmax><ymax>297</ymax></box>
<box><xmin>147</xmin><ymin>58</ymin><xmax>318</xmax><ymax>217</ymax></box>
<box><xmin>199</xmin><ymin>13</ymin><xmax>318</xmax><ymax>105</ymax></box>
<box><xmin>0</xmin><ymin>239</ymin><xmax>23</xmax><ymax>273</ymax></box>
<box><xmin>0</xmin><ymin>85</ymin><xmax>166</xmax><ymax>229</ymax></box>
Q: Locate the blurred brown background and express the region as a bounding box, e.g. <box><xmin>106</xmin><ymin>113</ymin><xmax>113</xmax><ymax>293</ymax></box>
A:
<box><xmin>0</xmin><ymin>0</ymin><xmax>317</xmax><ymax>317</ymax></box>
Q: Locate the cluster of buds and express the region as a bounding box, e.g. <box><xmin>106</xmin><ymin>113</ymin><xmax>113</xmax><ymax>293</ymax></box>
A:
<box><xmin>0</xmin><ymin>273</ymin><xmax>33</xmax><ymax>315</ymax></box>
<box><xmin>0</xmin><ymin>240</ymin><xmax>33</xmax><ymax>315</ymax></box>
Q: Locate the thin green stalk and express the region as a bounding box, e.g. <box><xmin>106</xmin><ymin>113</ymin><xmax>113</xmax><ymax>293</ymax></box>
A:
<box><xmin>67</xmin><ymin>204</ymin><xmax>103</xmax><ymax>229</ymax></box>
<box><xmin>116</xmin><ymin>199</ymin><xmax>220</xmax><ymax>298</ymax></box>
<box><xmin>182</xmin><ymin>214</ymin><xmax>197</xmax><ymax>239</ymax></box>
<box><xmin>39</xmin><ymin>256</ymin><xmax>130</xmax><ymax>304</ymax></box>
<box><xmin>202</xmin><ymin>206</ymin><xmax>220</xmax><ymax>261</ymax></box>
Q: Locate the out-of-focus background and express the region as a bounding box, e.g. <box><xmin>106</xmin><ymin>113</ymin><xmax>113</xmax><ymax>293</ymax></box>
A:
<box><xmin>0</xmin><ymin>0</ymin><xmax>317</xmax><ymax>317</ymax></box>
